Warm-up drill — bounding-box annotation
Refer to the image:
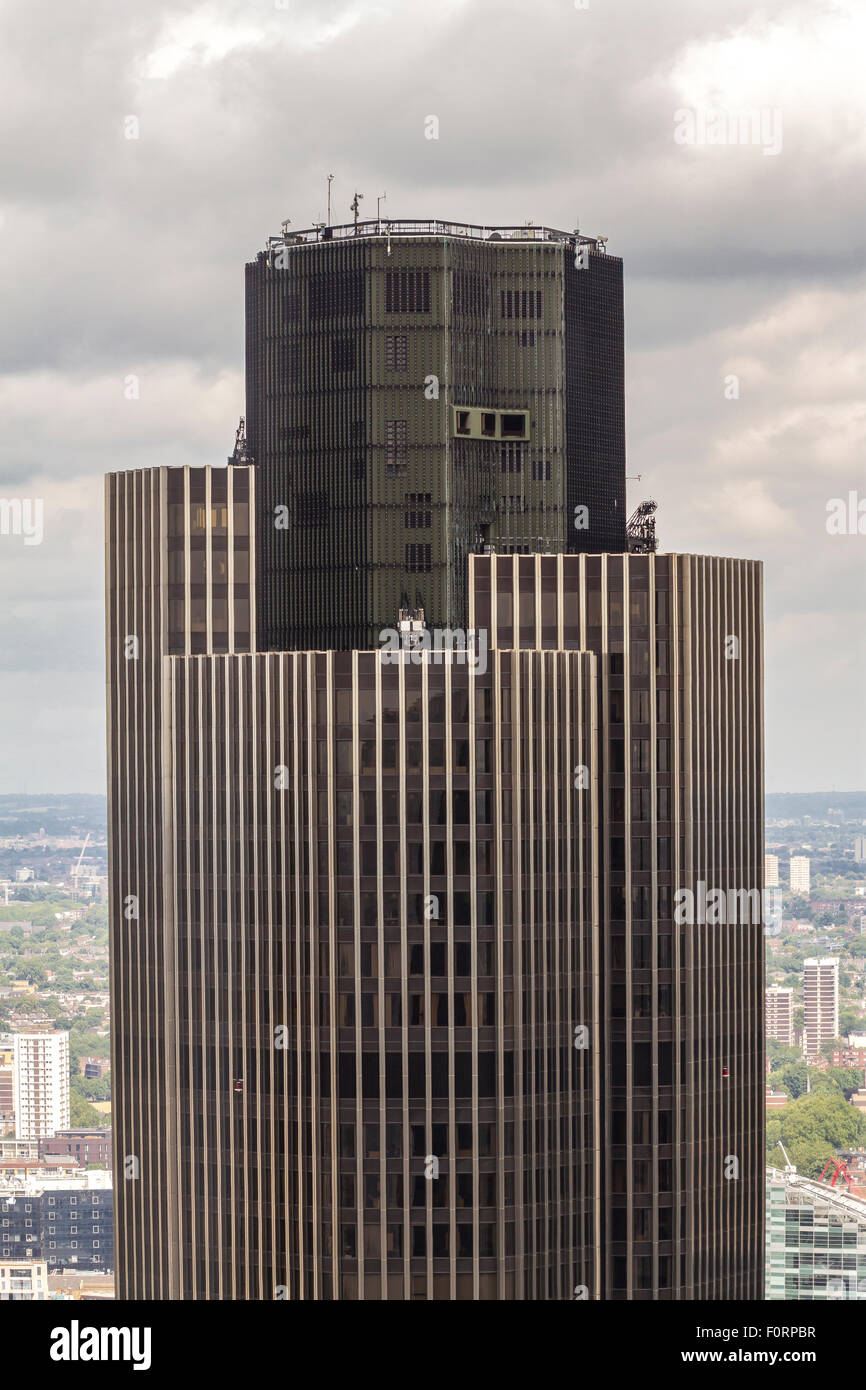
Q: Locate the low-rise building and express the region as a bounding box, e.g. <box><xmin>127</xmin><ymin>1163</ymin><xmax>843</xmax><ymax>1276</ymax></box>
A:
<box><xmin>41</xmin><ymin>1129</ymin><xmax>111</xmax><ymax>1169</ymax></box>
<box><xmin>0</xmin><ymin>1258</ymin><xmax>48</xmax><ymax>1300</ymax></box>
<box><xmin>767</xmin><ymin>1166</ymin><xmax>866</xmax><ymax>1299</ymax></box>
<box><xmin>0</xmin><ymin>1170</ymin><xmax>113</xmax><ymax>1274</ymax></box>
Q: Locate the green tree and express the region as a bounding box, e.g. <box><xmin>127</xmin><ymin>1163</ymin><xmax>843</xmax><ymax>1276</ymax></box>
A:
<box><xmin>776</xmin><ymin>1062</ymin><xmax>809</xmax><ymax>1100</ymax></box>
<box><xmin>767</xmin><ymin>1040</ymin><xmax>802</xmax><ymax>1070</ymax></box>
<box><xmin>788</xmin><ymin>897</ymin><xmax>813</xmax><ymax>920</ymax></box>
<box><xmin>69</xmin><ymin>1093</ymin><xmax>102</xmax><ymax>1128</ymax></box>
<box><xmin>778</xmin><ymin>1092</ymin><xmax>866</xmax><ymax>1174</ymax></box>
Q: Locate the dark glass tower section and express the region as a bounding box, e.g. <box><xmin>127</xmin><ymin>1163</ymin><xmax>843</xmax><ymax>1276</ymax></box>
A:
<box><xmin>245</xmin><ymin>220</ymin><xmax>627</xmax><ymax>652</ymax></box>
<box><xmin>564</xmin><ymin>250</ymin><xmax>627</xmax><ymax>554</ymax></box>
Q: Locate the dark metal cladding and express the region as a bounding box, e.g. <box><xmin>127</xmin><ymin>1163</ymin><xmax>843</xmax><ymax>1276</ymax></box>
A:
<box><xmin>564</xmin><ymin>251</ymin><xmax>628</xmax><ymax>553</ymax></box>
<box><xmin>245</xmin><ymin>223</ymin><xmax>628</xmax><ymax>651</ymax></box>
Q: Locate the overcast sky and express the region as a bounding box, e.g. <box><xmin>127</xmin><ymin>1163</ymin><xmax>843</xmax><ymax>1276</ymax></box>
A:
<box><xmin>0</xmin><ymin>0</ymin><xmax>863</xmax><ymax>795</ymax></box>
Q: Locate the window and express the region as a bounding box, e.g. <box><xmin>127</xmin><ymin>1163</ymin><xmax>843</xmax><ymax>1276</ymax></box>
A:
<box><xmin>456</xmin><ymin>410</ymin><xmax>471</xmax><ymax>435</ymax></box>
<box><xmin>331</xmin><ymin>336</ymin><xmax>356</xmax><ymax>373</ymax></box>
<box><xmin>481</xmin><ymin>412</ymin><xmax>497</xmax><ymax>438</ymax></box>
<box><xmin>631</xmin><ymin>738</ymin><xmax>650</xmax><ymax>773</ymax></box>
<box><xmin>531</xmin><ymin>455</ymin><xmax>551</xmax><ymax>481</ymax></box>
<box><xmin>385</xmin><ymin>419</ymin><xmax>408</xmax><ymax>468</ymax></box>
<box><xmin>404</xmin><ymin>493</ymin><xmax>432</xmax><ymax>528</ymax></box>
<box><xmin>386</xmin><ymin>269</ymin><xmax>430</xmax><ymax>313</ymax></box>
<box><xmin>500</xmin><ymin>413</ymin><xmax>527</xmax><ymax>440</ymax></box>
<box><xmin>385</xmin><ymin>334</ymin><xmax>408</xmax><ymax>371</ymax></box>
<box><xmin>406</xmin><ymin>544</ymin><xmax>432</xmax><ymax>572</ymax></box>
<box><xmin>500</xmin><ymin>289</ymin><xmax>542</xmax><ymax>319</ymax></box>
<box><xmin>500</xmin><ymin>443</ymin><xmax>522</xmax><ymax>474</ymax></box>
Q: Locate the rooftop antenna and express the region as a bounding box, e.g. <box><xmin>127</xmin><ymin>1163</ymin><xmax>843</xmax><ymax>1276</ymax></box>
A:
<box><xmin>327</xmin><ymin>173</ymin><xmax>334</xmax><ymax>226</ymax></box>
<box><xmin>280</xmin><ymin>217</ymin><xmax>291</xmax><ymax>236</ymax></box>
<box><xmin>351</xmin><ymin>191</ymin><xmax>364</xmax><ymax>231</ymax></box>
<box><xmin>377</xmin><ymin>191</ymin><xmax>386</xmax><ymax>232</ymax></box>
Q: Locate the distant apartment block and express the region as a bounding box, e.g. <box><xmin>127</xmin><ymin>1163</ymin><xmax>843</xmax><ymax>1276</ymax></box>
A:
<box><xmin>78</xmin><ymin>1057</ymin><xmax>109</xmax><ymax>1081</ymax></box>
<box><xmin>803</xmin><ymin>958</ymin><xmax>839</xmax><ymax>1058</ymax></box>
<box><xmin>790</xmin><ymin>856</ymin><xmax>811</xmax><ymax>896</ymax></box>
<box><xmin>764</xmin><ymin>854</ymin><xmax>779</xmax><ymax>888</ymax></box>
<box><xmin>10</xmin><ymin>1032</ymin><xmax>70</xmax><ymax>1141</ymax></box>
<box><xmin>829</xmin><ymin>1048</ymin><xmax>866</xmax><ymax>1072</ymax></box>
<box><xmin>0</xmin><ymin>1042</ymin><xmax>13</xmax><ymax>1135</ymax></box>
<box><xmin>766</xmin><ymin>987</ymin><xmax>794</xmax><ymax>1047</ymax></box>
<box><xmin>854</xmin><ymin>836</ymin><xmax>866</xmax><ymax>864</ymax></box>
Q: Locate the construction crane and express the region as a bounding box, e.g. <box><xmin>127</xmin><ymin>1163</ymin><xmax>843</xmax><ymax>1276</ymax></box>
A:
<box><xmin>227</xmin><ymin>417</ymin><xmax>250</xmax><ymax>467</ymax></box>
<box><xmin>626</xmin><ymin>499</ymin><xmax>659</xmax><ymax>554</ymax></box>
<box><xmin>71</xmin><ymin>832</ymin><xmax>90</xmax><ymax>900</ymax></box>
<box><xmin>818</xmin><ymin>1157</ymin><xmax>854</xmax><ymax>1190</ymax></box>
<box><xmin>777</xmin><ymin>1140</ymin><xmax>797</xmax><ymax>1176</ymax></box>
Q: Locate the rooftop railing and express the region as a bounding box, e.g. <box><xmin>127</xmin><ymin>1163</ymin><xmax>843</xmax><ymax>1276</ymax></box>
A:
<box><xmin>266</xmin><ymin>218</ymin><xmax>608</xmax><ymax>252</ymax></box>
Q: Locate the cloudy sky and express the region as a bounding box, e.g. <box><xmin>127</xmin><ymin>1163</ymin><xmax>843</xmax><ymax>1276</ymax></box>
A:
<box><xmin>0</xmin><ymin>0</ymin><xmax>863</xmax><ymax>794</ymax></box>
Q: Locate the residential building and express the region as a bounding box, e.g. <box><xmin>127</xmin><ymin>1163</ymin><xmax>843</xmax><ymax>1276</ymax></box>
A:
<box><xmin>766</xmin><ymin>987</ymin><xmax>794</xmax><ymax>1047</ymax></box>
<box><xmin>790</xmin><ymin>857</ymin><xmax>811</xmax><ymax>896</ymax></box>
<box><xmin>11</xmin><ymin>1032</ymin><xmax>70</xmax><ymax>1141</ymax></box>
<box><xmin>764</xmin><ymin>854</ymin><xmax>779</xmax><ymax>888</ymax></box>
<box><xmin>0</xmin><ymin>1258</ymin><xmax>48</xmax><ymax>1300</ymax></box>
<box><xmin>41</xmin><ymin>1130</ymin><xmax>112</xmax><ymax>1170</ymax></box>
<box><xmin>0</xmin><ymin>1171</ymin><xmax>113</xmax><ymax>1274</ymax></box>
<box><xmin>803</xmin><ymin>958</ymin><xmax>839</xmax><ymax>1058</ymax></box>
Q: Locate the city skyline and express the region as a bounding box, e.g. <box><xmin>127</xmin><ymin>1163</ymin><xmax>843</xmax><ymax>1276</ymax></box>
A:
<box><xmin>0</xmin><ymin>0</ymin><xmax>864</xmax><ymax>795</ymax></box>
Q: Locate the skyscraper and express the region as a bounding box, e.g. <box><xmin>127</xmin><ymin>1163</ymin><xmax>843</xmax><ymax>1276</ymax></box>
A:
<box><xmin>802</xmin><ymin>957</ymin><xmax>839</xmax><ymax>1058</ymax></box>
<box><xmin>107</xmin><ymin>217</ymin><xmax>764</xmax><ymax>1300</ymax></box>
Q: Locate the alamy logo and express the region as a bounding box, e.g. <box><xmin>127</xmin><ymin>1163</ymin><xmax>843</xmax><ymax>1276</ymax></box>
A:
<box><xmin>674</xmin><ymin>881</ymin><xmax>782</xmax><ymax>926</ymax></box>
<box><xmin>0</xmin><ymin>497</ymin><xmax>43</xmax><ymax>545</ymax></box>
<box><xmin>674</xmin><ymin>106</ymin><xmax>783</xmax><ymax>156</ymax></box>
<box><xmin>378</xmin><ymin>626</ymin><xmax>488</xmax><ymax>675</ymax></box>
<box><xmin>49</xmin><ymin>1320</ymin><xmax>151</xmax><ymax>1371</ymax></box>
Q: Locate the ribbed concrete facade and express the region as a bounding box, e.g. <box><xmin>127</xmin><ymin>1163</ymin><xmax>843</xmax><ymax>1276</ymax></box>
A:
<box><xmin>107</xmin><ymin>463</ymin><xmax>600</xmax><ymax>1297</ymax></box>
<box><xmin>105</xmin><ymin>465</ymin><xmax>254</xmax><ymax>1299</ymax></box>
<box><xmin>162</xmin><ymin>647</ymin><xmax>599</xmax><ymax>1299</ymax></box>
<box><xmin>107</xmin><ymin>467</ymin><xmax>763</xmax><ymax>1300</ymax></box>
<box><xmin>471</xmin><ymin>552</ymin><xmax>765</xmax><ymax>1298</ymax></box>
